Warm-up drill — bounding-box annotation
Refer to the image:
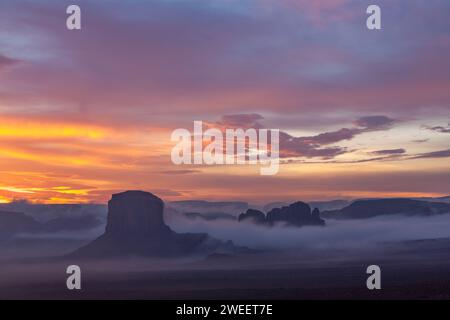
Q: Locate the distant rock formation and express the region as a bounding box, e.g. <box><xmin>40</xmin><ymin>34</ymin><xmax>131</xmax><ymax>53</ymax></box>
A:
<box><xmin>312</xmin><ymin>208</ymin><xmax>321</xmax><ymax>220</ymax></box>
<box><xmin>262</xmin><ymin>202</ymin><xmax>288</xmax><ymax>213</ymax></box>
<box><xmin>169</xmin><ymin>200</ymin><xmax>248</xmax><ymax>216</ymax></box>
<box><xmin>410</xmin><ymin>195</ymin><xmax>450</xmax><ymax>205</ymax></box>
<box><xmin>0</xmin><ymin>211</ymin><xmax>41</xmax><ymax>241</ymax></box>
<box><xmin>69</xmin><ymin>191</ymin><xmax>240</xmax><ymax>259</ymax></box>
<box><xmin>183</xmin><ymin>211</ymin><xmax>236</xmax><ymax>221</ymax></box>
<box><xmin>238</xmin><ymin>209</ymin><xmax>266</xmax><ymax>224</ymax></box>
<box><xmin>238</xmin><ymin>202</ymin><xmax>325</xmax><ymax>227</ymax></box>
<box><xmin>0</xmin><ymin>210</ymin><xmax>102</xmax><ymax>241</ymax></box>
<box><xmin>0</xmin><ymin>201</ymin><xmax>106</xmax><ymax>223</ymax></box>
<box><xmin>322</xmin><ymin>198</ymin><xmax>450</xmax><ymax>220</ymax></box>
<box><xmin>267</xmin><ymin>202</ymin><xmax>325</xmax><ymax>227</ymax></box>
<box><xmin>43</xmin><ymin>214</ymin><xmax>103</xmax><ymax>233</ymax></box>
<box><xmin>308</xmin><ymin>200</ymin><xmax>350</xmax><ymax>212</ymax></box>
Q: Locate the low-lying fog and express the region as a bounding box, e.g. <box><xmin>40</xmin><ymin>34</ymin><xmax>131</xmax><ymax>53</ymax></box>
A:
<box><xmin>3</xmin><ymin>206</ymin><xmax>450</xmax><ymax>261</ymax></box>
<box><xmin>169</xmin><ymin>212</ymin><xmax>450</xmax><ymax>250</ymax></box>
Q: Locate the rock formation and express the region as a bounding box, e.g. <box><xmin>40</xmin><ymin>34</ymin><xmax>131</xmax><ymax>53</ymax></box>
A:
<box><xmin>170</xmin><ymin>200</ymin><xmax>248</xmax><ymax>216</ymax></box>
<box><xmin>105</xmin><ymin>191</ymin><xmax>168</xmax><ymax>236</ymax></box>
<box><xmin>0</xmin><ymin>211</ymin><xmax>41</xmax><ymax>241</ymax></box>
<box><xmin>238</xmin><ymin>209</ymin><xmax>266</xmax><ymax>224</ymax></box>
<box><xmin>266</xmin><ymin>202</ymin><xmax>325</xmax><ymax>226</ymax></box>
<box><xmin>69</xmin><ymin>191</ymin><xmax>239</xmax><ymax>258</ymax></box>
<box><xmin>311</xmin><ymin>208</ymin><xmax>321</xmax><ymax>220</ymax></box>
<box><xmin>183</xmin><ymin>211</ymin><xmax>236</xmax><ymax>221</ymax></box>
<box><xmin>238</xmin><ymin>202</ymin><xmax>325</xmax><ymax>227</ymax></box>
<box><xmin>0</xmin><ymin>210</ymin><xmax>102</xmax><ymax>241</ymax></box>
<box><xmin>322</xmin><ymin>198</ymin><xmax>450</xmax><ymax>219</ymax></box>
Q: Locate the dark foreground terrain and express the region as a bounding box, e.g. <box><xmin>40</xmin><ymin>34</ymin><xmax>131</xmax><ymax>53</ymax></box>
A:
<box><xmin>2</xmin><ymin>238</ymin><xmax>450</xmax><ymax>300</ymax></box>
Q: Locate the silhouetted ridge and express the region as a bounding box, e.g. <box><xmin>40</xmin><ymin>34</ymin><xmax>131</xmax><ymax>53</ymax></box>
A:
<box><xmin>0</xmin><ymin>211</ymin><xmax>41</xmax><ymax>241</ymax></box>
<box><xmin>238</xmin><ymin>209</ymin><xmax>266</xmax><ymax>224</ymax></box>
<box><xmin>322</xmin><ymin>198</ymin><xmax>450</xmax><ymax>219</ymax></box>
<box><xmin>184</xmin><ymin>212</ymin><xmax>236</xmax><ymax>221</ymax></box>
<box><xmin>238</xmin><ymin>202</ymin><xmax>325</xmax><ymax>227</ymax></box>
<box><xmin>0</xmin><ymin>210</ymin><xmax>102</xmax><ymax>241</ymax></box>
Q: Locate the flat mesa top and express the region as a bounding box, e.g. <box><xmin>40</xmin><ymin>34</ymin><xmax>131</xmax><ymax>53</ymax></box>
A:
<box><xmin>111</xmin><ymin>190</ymin><xmax>163</xmax><ymax>202</ymax></box>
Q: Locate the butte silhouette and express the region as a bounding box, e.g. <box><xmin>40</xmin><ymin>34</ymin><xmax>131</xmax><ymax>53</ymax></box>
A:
<box><xmin>69</xmin><ymin>190</ymin><xmax>237</xmax><ymax>258</ymax></box>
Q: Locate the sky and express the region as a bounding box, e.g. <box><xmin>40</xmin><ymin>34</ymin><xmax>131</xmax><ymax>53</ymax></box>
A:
<box><xmin>0</xmin><ymin>0</ymin><xmax>449</xmax><ymax>204</ymax></box>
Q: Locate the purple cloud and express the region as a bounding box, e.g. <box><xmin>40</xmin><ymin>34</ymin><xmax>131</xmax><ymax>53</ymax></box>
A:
<box><xmin>413</xmin><ymin>149</ymin><xmax>450</xmax><ymax>159</ymax></box>
<box><xmin>279</xmin><ymin>115</ymin><xmax>397</xmax><ymax>158</ymax></box>
<box><xmin>0</xmin><ymin>0</ymin><xmax>449</xmax><ymax>124</ymax></box>
<box><xmin>279</xmin><ymin>131</ymin><xmax>348</xmax><ymax>159</ymax></box>
<box><xmin>371</xmin><ymin>149</ymin><xmax>406</xmax><ymax>156</ymax></box>
<box><xmin>354</xmin><ymin>116</ymin><xmax>397</xmax><ymax>130</ymax></box>
<box><xmin>0</xmin><ymin>54</ymin><xmax>18</xmax><ymax>68</ymax></box>
<box><xmin>208</xmin><ymin>114</ymin><xmax>397</xmax><ymax>159</ymax></box>
<box><xmin>412</xmin><ymin>139</ymin><xmax>429</xmax><ymax>143</ymax></box>
<box><xmin>218</xmin><ymin>114</ymin><xmax>264</xmax><ymax>129</ymax></box>
<box><xmin>306</xmin><ymin>128</ymin><xmax>357</xmax><ymax>145</ymax></box>
<box><xmin>425</xmin><ymin>123</ymin><xmax>450</xmax><ymax>133</ymax></box>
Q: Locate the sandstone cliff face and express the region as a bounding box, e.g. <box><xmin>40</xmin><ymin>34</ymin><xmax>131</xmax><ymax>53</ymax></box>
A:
<box><xmin>70</xmin><ymin>191</ymin><xmax>239</xmax><ymax>259</ymax></box>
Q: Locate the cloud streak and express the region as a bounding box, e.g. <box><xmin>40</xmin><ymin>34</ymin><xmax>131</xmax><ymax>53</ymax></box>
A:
<box><xmin>425</xmin><ymin>124</ymin><xmax>450</xmax><ymax>133</ymax></box>
<box><xmin>371</xmin><ymin>149</ymin><xmax>406</xmax><ymax>156</ymax></box>
<box><xmin>413</xmin><ymin>149</ymin><xmax>450</xmax><ymax>159</ymax></box>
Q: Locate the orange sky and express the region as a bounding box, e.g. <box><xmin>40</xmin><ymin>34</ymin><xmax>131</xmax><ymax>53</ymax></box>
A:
<box><xmin>0</xmin><ymin>114</ymin><xmax>448</xmax><ymax>204</ymax></box>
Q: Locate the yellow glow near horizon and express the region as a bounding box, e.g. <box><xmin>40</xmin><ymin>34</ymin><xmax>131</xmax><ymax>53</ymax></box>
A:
<box><xmin>0</xmin><ymin>186</ymin><xmax>35</xmax><ymax>194</ymax></box>
<box><xmin>0</xmin><ymin>118</ymin><xmax>107</xmax><ymax>139</ymax></box>
<box><xmin>0</xmin><ymin>196</ymin><xmax>10</xmax><ymax>203</ymax></box>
